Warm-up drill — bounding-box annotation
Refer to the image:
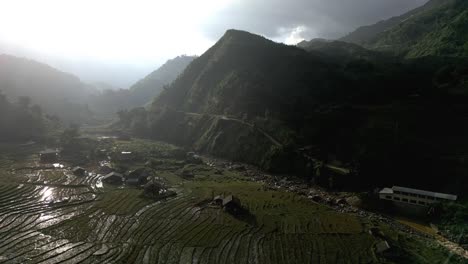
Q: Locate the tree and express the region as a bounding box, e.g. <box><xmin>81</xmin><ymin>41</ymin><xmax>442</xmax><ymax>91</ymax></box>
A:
<box><xmin>60</xmin><ymin>124</ymin><xmax>80</xmax><ymax>150</ymax></box>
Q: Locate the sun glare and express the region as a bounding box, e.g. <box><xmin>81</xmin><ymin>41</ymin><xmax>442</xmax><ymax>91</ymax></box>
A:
<box><xmin>0</xmin><ymin>0</ymin><xmax>231</xmax><ymax>61</ymax></box>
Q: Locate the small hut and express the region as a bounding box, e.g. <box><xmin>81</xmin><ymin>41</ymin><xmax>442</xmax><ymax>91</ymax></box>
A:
<box><xmin>213</xmin><ymin>195</ymin><xmax>224</xmax><ymax>206</ymax></box>
<box><xmin>99</xmin><ymin>165</ymin><xmax>114</xmax><ymax>174</ymax></box>
<box><xmin>126</xmin><ymin>168</ymin><xmax>150</xmax><ymax>185</ymax></box>
<box><xmin>186</xmin><ymin>152</ymin><xmax>203</xmax><ymax>164</ymax></box>
<box><xmin>375</xmin><ymin>241</ymin><xmax>391</xmax><ymax>253</ymax></box>
<box><xmin>102</xmin><ymin>172</ymin><xmax>124</xmax><ymax>185</ymax></box>
<box><xmin>72</xmin><ymin>167</ymin><xmax>86</xmax><ymax>177</ymax></box>
<box><xmin>222</xmin><ymin>195</ymin><xmax>242</xmax><ymax>213</ymax></box>
<box><xmin>39</xmin><ymin>149</ymin><xmax>59</xmax><ymax>163</ymax></box>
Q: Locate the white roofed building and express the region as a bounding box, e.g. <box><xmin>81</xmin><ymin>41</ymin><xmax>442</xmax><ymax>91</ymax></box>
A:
<box><xmin>379</xmin><ymin>186</ymin><xmax>457</xmax><ymax>207</ymax></box>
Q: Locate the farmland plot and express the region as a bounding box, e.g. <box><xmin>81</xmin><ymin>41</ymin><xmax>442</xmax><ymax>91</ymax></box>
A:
<box><xmin>0</xmin><ymin>142</ymin><xmax>461</xmax><ymax>264</ymax></box>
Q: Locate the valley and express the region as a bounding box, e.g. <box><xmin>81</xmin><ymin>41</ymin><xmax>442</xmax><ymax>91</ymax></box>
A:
<box><xmin>0</xmin><ymin>0</ymin><xmax>467</xmax><ymax>263</ymax></box>
<box><xmin>0</xmin><ymin>135</ymin><xmax>464</xmax><ymax>264</ymax></box>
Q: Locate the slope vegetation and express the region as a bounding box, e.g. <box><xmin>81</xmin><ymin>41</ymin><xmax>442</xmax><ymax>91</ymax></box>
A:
<box><xmin>341</xmin><ymin>0</ymin><xmax>468</xmax><ymax>58</ymax></box>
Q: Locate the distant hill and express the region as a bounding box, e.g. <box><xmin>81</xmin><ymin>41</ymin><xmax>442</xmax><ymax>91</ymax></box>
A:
<box><xmin>0</xmin><ymin>54</ymin><xmax>92</xmax><ymax>123</ymax></box>
<box><xmin>129</xmin><ymin>55</ymin><xmax>197</xmax><ymax>106</ymax></box>
<box><xmin>118</xmin><ymin>29</ymin><xmax>468</xmax><ymax>194</ymax></box>
<box><xmin>341</xmin><ymin>0</ymin><xmax>468</xmax><ymax>58</ymax></box>
<box><xmin>87</xmin><ymin>55</ymin><xmax>196</xmax><ymax>115</ymax></box>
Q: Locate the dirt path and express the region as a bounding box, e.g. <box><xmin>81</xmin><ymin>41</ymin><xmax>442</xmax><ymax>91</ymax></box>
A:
<box><xmin>179</xmin><ymin>111</ymin><xmax>283</xmax><ymax>147</ymax></box>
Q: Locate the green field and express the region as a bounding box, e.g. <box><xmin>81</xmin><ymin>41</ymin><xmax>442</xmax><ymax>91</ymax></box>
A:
<box><xmin>0</xmin><ymin>141</ymin><xmax>463</xmax><ymax>264</ymax></box>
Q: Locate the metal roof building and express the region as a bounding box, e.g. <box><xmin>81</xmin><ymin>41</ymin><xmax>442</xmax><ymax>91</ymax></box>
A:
<box><xmin>379</xmin><ymin>186</ymin><xmax>457</xmax><ymax>208</ymax></box>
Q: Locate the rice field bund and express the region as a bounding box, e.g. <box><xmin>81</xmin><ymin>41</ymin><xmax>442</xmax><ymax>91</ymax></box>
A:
<box><xmin>0</xmin><ymin>139</ymin><xmax>463</xmax><ymax>264</ymax></box>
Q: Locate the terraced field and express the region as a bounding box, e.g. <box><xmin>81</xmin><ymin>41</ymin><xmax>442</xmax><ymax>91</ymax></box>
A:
<box><xmin>0</xmin><ymin>142</ymin><xmax>462</xmax><ymax>264</ymax></box>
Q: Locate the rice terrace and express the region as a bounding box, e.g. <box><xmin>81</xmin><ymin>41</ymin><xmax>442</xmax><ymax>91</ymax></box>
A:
<box><xmin>0</xmin><ymin>136</ymin><xmax>462</xmax><ymax>264</ymax></box>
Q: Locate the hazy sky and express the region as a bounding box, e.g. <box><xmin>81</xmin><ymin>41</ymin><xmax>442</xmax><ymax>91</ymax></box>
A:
<box><xmin>0</xmin><ymin>0</ymin><xmax>428</xmax><ymax>87</ymax></box>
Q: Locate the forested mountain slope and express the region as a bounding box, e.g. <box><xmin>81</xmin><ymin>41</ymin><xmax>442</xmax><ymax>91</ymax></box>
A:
<box><xmin>341</xmin><ymin>0</ymin><xmax>468</xmax><ymax>58</ymax></box>
<box><xmin>119</xmin><ymin>29</ymin><xmax>468</xmax><ymax>194</ymax></box>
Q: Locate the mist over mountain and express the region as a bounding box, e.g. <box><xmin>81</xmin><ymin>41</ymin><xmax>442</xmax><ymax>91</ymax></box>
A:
<box><xmin>0</xmin><ymin>54</ymin><xmax>93</xmax><ymax>123</ymax></box>
<box><xmin>129</xmin><ymin>55</ymin><xmax>197</xmax><ymax>106</ymax></box>
<box><xmin>86</xmin><ymin>55</ymin><xmax>196</xmax><ymax>115</ymax></box>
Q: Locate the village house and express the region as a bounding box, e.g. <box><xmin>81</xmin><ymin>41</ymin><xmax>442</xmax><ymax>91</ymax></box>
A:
<box><xmin>99</xmin><ymin>164</ymin><xmax>114</xmax><ymax>174</ymax></box>
<box><xmin>379</xmin><ymin>186</ymin><xmax>457</xmax><ymax>207</ymax></box>
<box><xmin>211</xmin><ymin>195</ymin><xmax>242</xmax><ymax>212</ymax></box>
<box><xmin>113</xmin><ymin>151</ymin><xmax>135</xmax><ymax>162</ymax></box>
<box><xmin>125</xmin><ymin>168</ymin><xmax>150</xmax><ymax>185</ymax></box>
<box><xmin>375</xmin><ymin>240</ymin><xmax>391</xmax><ymax>254</ymax></box>
<box><xmin>72</xmin><ymin>167</ymin><xmax>86</xmax><ymax>177</ymax></box>
<box><xmin>223</xmin><ymin>195</ymin><xmax>242</xmax><ymax>214</ymax></box>
<box><xmin>39</xmin><ymin>149</ymin><xmax>59</xmax><ymax>163</ymax></box>
<box><xmin>186</xmin><ymin>152</ymin><xmax>203</xmax><ymax>164</ymax></box>
<box><xmin>102</xmin><ymin>172</ymin><xmax>124</xmax><ymax>185</ymax></box>
<box><xmin>212</xmin><ymin>195</ymin><xmax>224</xmax><ymax>206</ymax></box>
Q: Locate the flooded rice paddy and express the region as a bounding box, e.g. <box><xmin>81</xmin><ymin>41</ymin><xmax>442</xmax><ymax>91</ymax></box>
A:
<box><xmin>0</xmin><ymin>141</ymin><xmax>460</xmax><ymax>264</ymax></box>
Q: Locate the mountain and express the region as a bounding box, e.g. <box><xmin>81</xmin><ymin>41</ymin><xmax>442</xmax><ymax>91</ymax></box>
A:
<box><xmin>341</xmin><ymin>0</ymin><xmax>468</xmax><ymax>58</ymax></box>
<box><xmin>129</xmin><ymin>55</ymin><xmax>197</xmax><ymax>106</ymax></box>
<box><xmin>119</xmin><ymin>29</ymin><xmax>468</xmax><ymax>194</ymax></box>
<box><xmin>152</xmin><ymin>30</ymin><xmax>339</xmax><ymax>117</ymax></box>
<box><xmin>87</xmin><ymin>55</ymin><xmax>196</xmax><ymax>115</ymax></box>
<box><xmin>0</xmin><ymin>54</ymin><xmax>93</xmax><ymax>123</ymax></box>
<box><xmin>297</xmin><ymin>39</ymin><xmax>388</xmax><ymax>63</ymax></box>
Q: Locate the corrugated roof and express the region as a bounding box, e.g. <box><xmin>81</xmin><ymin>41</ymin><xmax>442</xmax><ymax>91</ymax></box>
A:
<box><xmin>40</xmin><ymin>149</ymin><xmax>58</xmax><ymax>154</ymax></box>
<box><xmin>379</xmin><ymin>188</ymin><xmax>393</xmax><ymax>194</ymax></box>
<box><xmin>392</xmin><ymin>186</ymin><xmax>457</xmax><ymax>201</ymax></box>
<box><xmin>103</xmin><ymin>172</ymin><xmax>123</xmax><ymax>179</ymax></box>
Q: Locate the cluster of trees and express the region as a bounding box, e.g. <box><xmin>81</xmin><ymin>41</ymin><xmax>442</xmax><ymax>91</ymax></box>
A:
<box><xmin>0</xmin><ymin>92</ymin><xmax>46</xmax><ymax>141</ymax></box>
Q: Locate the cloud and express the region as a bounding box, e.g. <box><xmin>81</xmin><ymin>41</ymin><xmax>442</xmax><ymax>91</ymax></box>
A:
<box><xmin>0</xmin><ymin>0</ymin><xmax>429</xmax><ymax>86</ymax></box>
<box><xmin>202</xmin><ymin>0</ymin><xmax>429</xmax><ymax>43</ymax></box>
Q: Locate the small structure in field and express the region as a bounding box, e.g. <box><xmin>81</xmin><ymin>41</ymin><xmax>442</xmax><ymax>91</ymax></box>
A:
<box><xmin>211</xmin><ymin>195</ymin><xmax>241</xmax><ymax>211</ymax></box>
<box><xmin>379</xmin><ymin>186</ymin><xmax>457</xmax><ymax>207</ymax></box>
<box><xmin>114</xmin><ymin>151</ymin><xmax>134</xmax><ymax>161</ymax></box>
<box><xmin>212</xmin><ymin>195</ymin><xmax>224</xmax><ymax>206</ymax></box>
<box><xmin>186</xmin><ymin>152</ymin><xmax>203</xmax><ymax>164</ymax></box>
<box><xmin>72</xmin><ymin>167</ymin><xmax>86</xmax><ymax>177</ymax></box>
<box><xmin>102</xmin><ymin>172</ymin><xmax>124</xmax><ymax>185</ymax></box>
<box><xmin>126</xmin><ymin>168</ymin><xmax>150</xmax><ymax>185</ymax></box>
<box><xmin>39</xmin><ymin>149</ymin><xmax>59</xmax><ymax>163</ymax></box>
<box><xmin>99</xmin><ymin>165</ymin><xmax>114</xmax><ymax>174</ymax></box>
<box><xmin>222</xmin><ymin>195</ymin><xmax>242</xmax><ymax>214</ymax></box>
<box><xmin>375</xmin><ymin>240</ymin><xmax>391</xmax><ymax>253</ymax></box>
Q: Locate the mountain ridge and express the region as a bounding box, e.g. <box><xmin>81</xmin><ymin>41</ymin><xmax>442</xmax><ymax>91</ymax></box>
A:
<box><xmin>340</xmin><ymin>0</ymin><xmax>468</xmax><ymax>57</ymax></box>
